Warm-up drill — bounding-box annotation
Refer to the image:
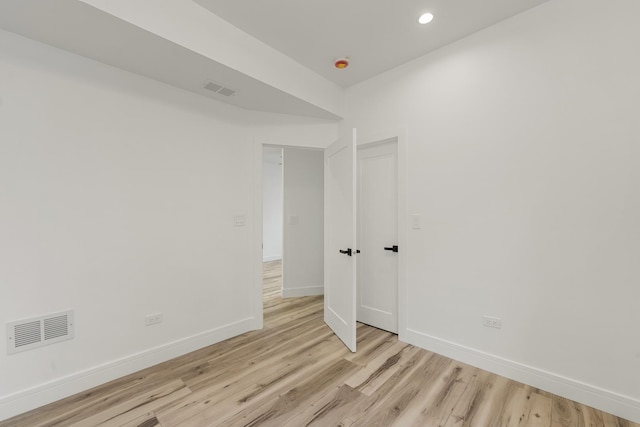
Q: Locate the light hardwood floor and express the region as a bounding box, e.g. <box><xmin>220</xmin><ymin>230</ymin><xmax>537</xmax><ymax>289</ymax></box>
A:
<box><xmin>2</xmin><ymin>261</ymin><xmax>637</xmax><ymax>427</ymax></box>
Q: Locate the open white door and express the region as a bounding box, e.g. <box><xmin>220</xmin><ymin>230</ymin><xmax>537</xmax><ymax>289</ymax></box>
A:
<box><xmin>324</xmin><ymin>129</ymin><xmax>357</xmax><ymax>352</ymax></box>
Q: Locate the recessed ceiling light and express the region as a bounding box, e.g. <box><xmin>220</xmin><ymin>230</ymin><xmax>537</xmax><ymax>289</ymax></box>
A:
<box><xmin>419</xmin><ymin>13</ymin><xmax>434</xmax><ymax>25</ymax></box>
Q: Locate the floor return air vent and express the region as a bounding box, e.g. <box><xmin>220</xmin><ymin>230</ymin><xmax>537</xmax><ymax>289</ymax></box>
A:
<box><xmin>6</xmin><ymin>310</ymin><xmax>74</xmax><ymax>355</ymax></box>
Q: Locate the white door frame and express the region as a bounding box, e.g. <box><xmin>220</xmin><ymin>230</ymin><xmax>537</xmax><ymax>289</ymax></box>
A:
<box><xmin>252</xmin><ymin>140</ymin><xmax>333</xmax><ymax>330</ymax></box>
<box><xmin>356</xmin><ymin>128</ymin><xmax>408</xmax><ymax>341</ymax></box>
<box><xmin>252</xmin><ymin>139</ymin><xmax>264</xmax><ymax>330</ymax></box>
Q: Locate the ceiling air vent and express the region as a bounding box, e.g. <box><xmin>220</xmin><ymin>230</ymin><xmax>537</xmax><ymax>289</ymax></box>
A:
<box><xmin>203</xmin><ymin>80</ymin><xmax>236</xmax><ymax>97</ymax></box>
<box><xmin>7</xmin><ymin>310</ymin><xmax>74</xmax><ymax>355</ymax></box>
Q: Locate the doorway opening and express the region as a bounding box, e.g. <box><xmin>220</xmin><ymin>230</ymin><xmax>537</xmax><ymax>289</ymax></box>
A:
<box><xmin>261</xmin><ymin>145</ymin><xmax>324</xmax><ymax>310</ymax></box>
<box><xmin>262</xmin><ymin>146</ymin><xmax>284</xmax><ymax>306</ymax></box>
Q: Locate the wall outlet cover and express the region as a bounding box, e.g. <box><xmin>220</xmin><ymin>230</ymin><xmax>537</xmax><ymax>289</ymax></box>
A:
<box><xmin>145</xmin><ymin>313</ymin><xmax>163</xmax><ymax>326</ymax></box>
<box><xmin>482</xmin><ymin>315</ymin><xmax>502</xmax><ymax>329</ymax></box>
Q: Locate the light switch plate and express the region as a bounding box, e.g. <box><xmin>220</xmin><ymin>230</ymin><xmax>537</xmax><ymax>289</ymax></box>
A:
<box><xmin>411</xmin><ymin>214</ymin><xmax>422</xmax><ymax>229</ymax></box>
<box><xmin>234</xmin><ymin>214</ymin><xmax>246</xmax><ymax>227</ymax></box>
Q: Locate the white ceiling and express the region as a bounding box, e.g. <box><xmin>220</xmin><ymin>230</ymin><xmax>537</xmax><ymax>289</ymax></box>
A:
<box><xmin>0</xmin><ymin>0</ymin><xmax>342</xmax><ymax>120</ymax></box>
<box><xmin>0</xmin><ymin>0</ymin><xmax>549</xmax><ymax>119</ymax></box>
<box><xmin>194</xmin><ymin>0</ymin><xmax>549</xmax><ymax>87</ymax></box>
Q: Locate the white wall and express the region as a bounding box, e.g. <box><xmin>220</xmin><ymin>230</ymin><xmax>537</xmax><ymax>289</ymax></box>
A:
<box><xmin>282</xmin><ymin>148</ymin><xmax>324</xmax><ymax>297</ymax></box>
<box><xmin>0</xmin><ymin>29</ymin><xmax>260</xmax><ymax>420</ymax></box>
<box><xmin>251</xmin><ymin>111</ymin><xmax>340</xmax><ymax>149</ymax></box>
<box><xmin>345</xmin><ymin>0</ymin><xmax>640</xmax><ymax>422</ymax></box>
<box><xmin>262</xmin><ymin>147</ymin><xmax>283</xmax><ymax>261</ymax></box>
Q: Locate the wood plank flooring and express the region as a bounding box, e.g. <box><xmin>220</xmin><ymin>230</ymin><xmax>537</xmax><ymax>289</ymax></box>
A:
<box><xmin>2</xmin><ymin>261</ymin><xmax>638</xmax><ymax>427</ymax></box>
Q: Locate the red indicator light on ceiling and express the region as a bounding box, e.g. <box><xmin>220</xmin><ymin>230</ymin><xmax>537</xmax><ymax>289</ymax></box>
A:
<box><xmin>334</xmin><ymin>59</ymin><xmax>349</xmax><ymax>69</ymax></box>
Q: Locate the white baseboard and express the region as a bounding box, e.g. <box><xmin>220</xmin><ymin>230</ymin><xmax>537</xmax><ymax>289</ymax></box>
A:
<box><xmin>0</xmin><ymin>318</ymin><xmax>257</xmax><ymax>422</ymax></box>
<box><xmin>262</xmin><ymin>255</ymin><xmax>282</xmax><ymax>262</ymax></box>
<box><xmin>281</xmin><ymin>286</ymin><xmax>324</xmax><ymax>298</ymax></box>
<box><xmin>404</xmin><ymin>328</ymin><xmax>640</xmax><ymax>424</ymax></box>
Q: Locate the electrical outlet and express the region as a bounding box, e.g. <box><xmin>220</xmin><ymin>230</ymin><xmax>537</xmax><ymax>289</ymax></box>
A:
<box><xmin>145</xmin><ymin>313</ymin><xmax>163</xmax><ymax>326</ymax></box>
<box><xmin>482</xmin><ymin>316</ymin><xmax>502</xmax><ymax>329</ymax></box>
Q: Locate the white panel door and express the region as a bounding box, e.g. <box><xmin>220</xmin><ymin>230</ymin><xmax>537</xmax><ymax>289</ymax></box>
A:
<box><xmin>357</xmin><ymin>141</ymin><xmax>398</xmax><ymax>333</ymax></box>
<box><xmin>324</xmin><ymin>129</ymin><xmax>357</xmax><ymax>352</ymax></box>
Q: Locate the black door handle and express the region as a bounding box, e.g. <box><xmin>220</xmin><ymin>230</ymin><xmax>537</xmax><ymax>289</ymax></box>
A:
<box><xmin>384</xmin><ymin>245</ymin><xmax>399</xmax><ymax>253</ymax></box>
<box><xmin>339</xmin><ymin>248</ymin><xmax>352</xmax><ymax>256</ymax></box>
